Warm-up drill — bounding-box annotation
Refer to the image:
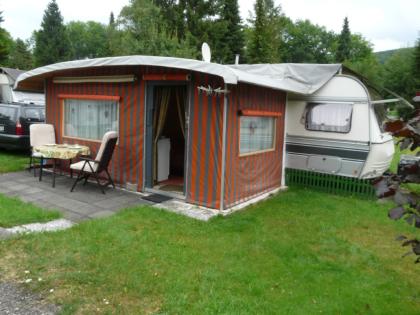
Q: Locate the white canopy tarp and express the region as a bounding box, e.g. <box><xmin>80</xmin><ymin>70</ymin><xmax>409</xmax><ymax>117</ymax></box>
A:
<box><xmin>228</xmin><ymin>63</ymin><xmax>342</xmax><ymax>95</ymax></box>
<box><xmin>14</xmin><ymin>55</ymin><xmax>342</xmax><ymax>95</ymax></box>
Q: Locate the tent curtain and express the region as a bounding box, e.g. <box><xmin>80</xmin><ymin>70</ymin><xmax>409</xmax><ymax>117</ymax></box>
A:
<box><xmin>175</xmin><ymin>89</ymin><xmax>185</xmax><ymax>137</ymax></box>
<box><xmin>153</xmin><ymin>88</ymin><xmax>171</xmax><ymax>182</ymax></box>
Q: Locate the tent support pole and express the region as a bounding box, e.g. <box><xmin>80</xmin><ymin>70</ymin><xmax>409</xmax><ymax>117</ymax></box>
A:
<box><xmin>220</xmin><ymin>84</ymin><xmax>228</xmax><ymax>211</ymax></box>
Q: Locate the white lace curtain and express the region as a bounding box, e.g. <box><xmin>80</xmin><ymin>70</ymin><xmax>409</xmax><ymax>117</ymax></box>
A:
<box><xmin>306</xmin><ymin>103</ymin><xmax>353</xmax><ymax>133</ymax></box>
<box><xmin>64</xmin><ymin>99</ymin><xmax>118</xmax><ymax>140</ymax></box>
<box><xmin>240</xmin><ymin>116</ymin><xmax>275</xmax><ymax>154</ymax></box>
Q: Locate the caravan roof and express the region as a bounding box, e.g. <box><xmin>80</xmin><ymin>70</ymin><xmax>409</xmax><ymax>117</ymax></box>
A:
<box><xmin>14</xmin><ymin>55</ymin><xmax>342</xmax><ymax>95</ymax></box>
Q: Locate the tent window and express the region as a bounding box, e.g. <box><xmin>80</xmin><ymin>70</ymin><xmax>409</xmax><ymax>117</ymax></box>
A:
<box><xmin>240</xmin><ymin>116</ymin><xmax>276</xmax><ymax>155</ymax></box>
<box><xmin>64</xmin><ymin>98</ymin><xmax>119</xmax><ymax>141</ymax></box>
<box><xmin>306</xmin><ymin>103</ymin><xmax>353</xmax><ymax>133</ymax></box>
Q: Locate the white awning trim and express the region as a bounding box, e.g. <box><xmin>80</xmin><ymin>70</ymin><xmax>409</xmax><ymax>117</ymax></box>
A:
<box><xmin>14</xmin><ymin>55</ymin><xmax>342</xmax><ymax>95</ymax></box>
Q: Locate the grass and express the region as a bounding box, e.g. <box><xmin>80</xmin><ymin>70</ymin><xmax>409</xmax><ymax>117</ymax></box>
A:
<box><xmin>0</xmin><ymin>149</ymin><xmax>28</xmax><ymax>174</ymax></box>
<box><xmin>0</xmin><ymin>150</ymin><xmax>60</xmax><ymax>227</ymax></box>
<box><xmin>389</xmin><ymin>141</ymin><xmax>420</xmax><ymax>193</ymax></box>
<box><xmin>0</xmin><ymin>194</ymin><xmax>61</xmax><ymax>228</ymax></box>
<box><xmin>0</xmin><ymin>188</ymin><xmax>419</xmax><ymax>314</ymax></box>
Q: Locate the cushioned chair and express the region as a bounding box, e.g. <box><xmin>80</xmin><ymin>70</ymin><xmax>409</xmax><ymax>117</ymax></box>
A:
<box><xmin>29</xmin><ymin>124</ymin><xmax>56</xmax><ymax>177</ymax></box>
<box><xmin>70</xmin><ymin>131</ymin><xmax>118</xmax><ymax>194</ymax></box>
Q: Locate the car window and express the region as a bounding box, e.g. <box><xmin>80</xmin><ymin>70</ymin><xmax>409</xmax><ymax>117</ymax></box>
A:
<box><xmin>24</xmin><ymin>108</ymin><xmax>45</xmax><ymax>121</ymax></box>
<box><xmin>0</xmin><ymin>106</ymin><xmax>17</xmax><ymax>121</ymax></box>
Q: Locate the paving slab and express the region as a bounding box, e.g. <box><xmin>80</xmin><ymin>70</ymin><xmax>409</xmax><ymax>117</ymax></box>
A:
<box><xmin>0</xmin><ymin>171</ymin><xmax>148</xmax><ymax>222</ymax></box>
<box><xmin>0</xmin><ymin>171</ymin><xmax>229</xmax><ymax>222</ymax></box>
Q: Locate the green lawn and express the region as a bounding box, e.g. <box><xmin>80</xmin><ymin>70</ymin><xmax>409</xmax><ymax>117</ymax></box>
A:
<box><xmin>0</xmin><ymin>150</ymin><xmax>60</xmax><ymax>227</ymax></box>
<box><xmin>0</xmin><ymin>149</ymin><xmax>28</xmax><ymax>174</ymax></box>
<box><xmin>0</xmin><ymin>188</ymin><xmax>419</xmax><ymax>314</ymax></box>
<box><xmin>0</xmin><ymin>194</ymin><xmax>61</xmax><ymax>228</ymax></box>
<box><xmin>389</xmin><ymin>141</ymin><xmax>420</xmax><ymax>193</ymax></box>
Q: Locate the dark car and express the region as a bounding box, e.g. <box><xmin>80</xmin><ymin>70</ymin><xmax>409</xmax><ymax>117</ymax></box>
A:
<box><xmin>0</xmin><ymin>103</ymin><xmax>45</xmax><ymax>150</ymax></box>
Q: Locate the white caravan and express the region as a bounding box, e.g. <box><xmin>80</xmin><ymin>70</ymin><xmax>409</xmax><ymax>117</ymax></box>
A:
<box><xmin>286</xmin><ymin>74</ymin><xmax>395</xmax><ymax>179</ymax></box>
<box><xmin>230</xmin><ymin>64</ymin><xmax>398</xmax><ymax>179</ymax></box>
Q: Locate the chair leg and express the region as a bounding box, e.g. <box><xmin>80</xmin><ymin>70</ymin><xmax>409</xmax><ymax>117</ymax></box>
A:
<box><xmin>104</xmin><ymin>169</ymin><xmax>115</xmax><ymax>188</ymax></box>
<box><xmin>93</xmin><ymin>172</ymin><xmax>106</xmax><ymax>194</ymax></box>
<box><xmin>71</xmin><ymin>171</ymin><xmax>85</xmax><ymax>192</ymax></box>
<box><xmin>83</xmin><ymin>174</ymin><xmax>90</xmax><ymax>185</ymax></box>
<box><xmin>28</xmin><ymin>155</ymin><xmax>32</xmax><ymax>173</ymax></box>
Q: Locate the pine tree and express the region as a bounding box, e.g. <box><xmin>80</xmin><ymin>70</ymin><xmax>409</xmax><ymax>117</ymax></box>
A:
<box><xmin>247</xmin><ymin>0</ymin><xmax>271</xmax><ymax>63</ymax></box>
<box><xmin>109</xmin><ymin>12</ymin><xmax>115</xmax><ymax>26</ymax></box>
<box><xmin>8</xmin><ymin>39</ymin><xmax>33</xmax><ymax>70</ymax></box>
<box><xmin>217</xmin><ymin>0</ymin><xmax>244</xmax><ymax>64</ymax></box>
<box><xmin>33</xmin><ymin>0</ymin><xmax>70</xmax><ymax>66</ymax></box>
<box><xmin>336</xmin><ymin>17</ymin><xmax>351</xmax><ymax>62</ymax></box>
<box><xmin>247</xmin><ymin>0</ymin><xmax>283</xmax><ymax>63</ymax></box>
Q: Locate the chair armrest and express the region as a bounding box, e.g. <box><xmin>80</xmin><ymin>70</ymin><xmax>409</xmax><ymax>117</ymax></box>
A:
<box><xmin>80</xmin><ymin>157</ymin><xmax>100</xmax><ymax>163</ymax></box>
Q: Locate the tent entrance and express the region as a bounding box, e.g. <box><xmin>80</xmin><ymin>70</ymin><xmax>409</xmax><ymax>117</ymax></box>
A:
<box><xmin>145</xmin><ymin>84</ymin><xmax>187</xmax><ymax>196</ymax></box>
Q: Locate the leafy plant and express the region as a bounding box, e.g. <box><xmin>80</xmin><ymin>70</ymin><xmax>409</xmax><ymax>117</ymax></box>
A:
<box><xmin>375</xmin><ymin>110</ymin><xmax>420</xmax><ymax>262</ymax></box>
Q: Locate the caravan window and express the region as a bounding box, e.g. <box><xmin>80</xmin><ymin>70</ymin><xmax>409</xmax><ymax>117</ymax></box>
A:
<box><xmin>305</xmin><ymin>103</ymin><xmax>353</xmax><ymax>133</ymax></box>
<box><xmin>63</xmin><ymin>98</ymin><xmax>119</xmax><ymax>141</ymax></box>
<box><xmin>239</xmin><ymin>116</ymin><xmax>276</xmax><ymax>155</ymax></box>
<box><xmin>373</xmin><ymin>103</ymin><xmax>387</xmax><ymax>132</ymax></box>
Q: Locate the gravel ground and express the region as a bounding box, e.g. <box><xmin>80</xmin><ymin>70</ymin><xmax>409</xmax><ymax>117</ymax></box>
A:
<box><xmin>0</xmin><ymin>282</ymin><xmax>59</xmax><ymax>315</ymax></box>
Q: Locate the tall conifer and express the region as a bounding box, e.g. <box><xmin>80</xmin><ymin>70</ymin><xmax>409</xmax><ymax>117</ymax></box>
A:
<box><xmin>336</xmin><ymin>17</ymin><xmax>351</xmax><ymax>62</ymax></box>
<box><xmin>34</xmin><ymin>0</ymin><xmax>70</xmax><ymax>66</ymax></box>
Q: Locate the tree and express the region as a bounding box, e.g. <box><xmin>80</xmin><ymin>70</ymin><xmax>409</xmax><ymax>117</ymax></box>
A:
<box><xmin>0</xmin><ymin>11</ymin><xmax>13</xmax><ymax>66</ymax></box>
<box><xmin>343</xmin><ymin>34</ymin><xmax>382</xmax><ymax>84</ymax></box>
<box><xmin>247</xmin><ymin>0</ymin><xmax>284</xmax><ymax>63</ymax></box>
<box><xmin>154</xmin><ymin>0</ymin><xmax>186</xmax><ymax>39</ymax></box>
<box><xmin>118</xmin><ymin>0</ymin><xmax>196</xmax><ymax>58</ymax></box>
<box><xmin>106</xmin><ymin>11</ymin><xmax>123</xmax><ymax>56</ymax></box>
<box><xmin>7</xmin><ymin>39</ymin><xmax>33</xmax><ymax>70</ymax></box>
<box><xmin>414</xmin><ymin>36</ymin><xmax>420</xmax><ymax>89</ymax></box>
<box><xmin>345</xmin><ymin>55</ymin><xmax>384</xmax><ymax>87</ymax></box>
<box><xmin>281</xmin><ymin>19</ymin><xmax>336</xmax><ymax>63</ymax></box>
<box><xmin>67</xmin><ymin>21</ymin><xmax>110</xmax><ymax>59</ymax></box>
<box><xmin>33</xmin><ymin>0</ymin><xmax>70</xmax><ymax>66</ymax></box>
<box><xmin>383</xmin><ymin>49</ymin><xmax>415</xmax><ymax>100</ymax></box>
<box><xmin>336</xmin><ymin>17</ymin><xmax>351</xmax><ymax>62</ymax></box>
<box><xmin>216</xmin><ymin>0</ymin><xmax>244</xmax><ymax>64</ymax></box>
<box><xmin>109</xmin><ymin>12</ymin><xmax>115</xmax><ymax>26</ymax></box>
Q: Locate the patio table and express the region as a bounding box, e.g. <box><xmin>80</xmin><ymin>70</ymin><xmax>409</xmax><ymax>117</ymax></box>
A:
<box><xmin>33</xmin><ymin>144</ymin><xmax>90</xmax><ymax>188</ymax></box>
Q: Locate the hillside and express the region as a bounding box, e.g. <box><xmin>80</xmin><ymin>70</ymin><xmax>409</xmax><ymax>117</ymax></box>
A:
<box><xmin>375</xmin><ymin>47</ymin><xmax>414</xmax><ymax>64</ymax></box>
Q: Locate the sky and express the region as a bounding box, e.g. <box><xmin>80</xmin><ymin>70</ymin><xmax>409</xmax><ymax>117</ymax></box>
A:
<box><xmin>0</xmin><ymin>0</ymin><xmax>419</xmax><ymax>52</ymax></box>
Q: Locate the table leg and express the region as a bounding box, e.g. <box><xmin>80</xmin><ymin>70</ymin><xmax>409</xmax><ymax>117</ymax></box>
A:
<box><xmin>52</xmin><ymin>159</ymin><xmax>56</xmax><ymax>188</ymax></box>
<box><xmin>70</xmin><ymin>159</ymin><xmax>73</xmax><ymax>178</ymax></box>
<box><xmin>39</xmin><ymin>157</ymin><xmax>43</xmax><ymax>181</ymax></box>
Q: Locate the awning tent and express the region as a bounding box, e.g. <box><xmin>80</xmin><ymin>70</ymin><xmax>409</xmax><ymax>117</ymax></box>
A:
<box><xmin>14</xmin><ymin>55</ymin><xmax>342</xmax><ymax>95</ymax></box>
